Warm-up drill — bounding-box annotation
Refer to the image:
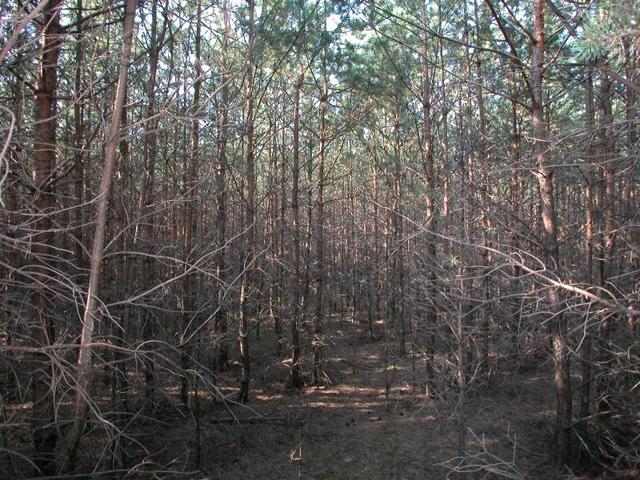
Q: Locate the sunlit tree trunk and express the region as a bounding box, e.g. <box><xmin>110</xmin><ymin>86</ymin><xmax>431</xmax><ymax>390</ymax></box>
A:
<box><xmin>67</xmin><ymin>0</ymin><xmax>138</xmax><ymax>467</ymax></box>
<box><xmin>531</xmin><ymin>0</ymin><xmax>572</xmax><ymax>465</ymax></box>
<box><xmin>238</xmin><ymin>0</ymin><xmax>256</xmax><ymax>402</ymax></box>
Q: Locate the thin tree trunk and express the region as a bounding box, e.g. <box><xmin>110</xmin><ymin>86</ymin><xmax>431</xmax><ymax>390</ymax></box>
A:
<box><xmin>474</xmin><ymin>47</ymin><xmax>491</xmax><ymax>377</ymax></box>
<box><xmin>31</xmin><ymin>0</ymin><xmax>62</xmax><ymax>472</ymax></box>
<box><xmin>421</xmin><ymin>0</ymin><xmax>436</xmax><ymax>328</ymax></box>
<box><xmin>215</xmin><ymin>0</ymin><xmax>231</xmax><ymax>370</ymax></box>
<box><xmin>73</xmin><ymin>0</ymin><xmax>85</xmax><ymax>263</ymax></box>
<box><xmin>238</xmin><ymin>0</ymin><xmax>256</xmax><ymax>403</ymax></box>
<box><xmin>312</xmin><ymin>34</ymin><xmax>328</xmax><ymax>385</ymax></box>
<box><xmin>288</xmin><ymin>30</ymin><xmax>304</xmax><ymax>389</ymax></box>
<box><xmin>181</xmin><ymin>0</ymin><xmax>201</xmax><ymax>408</ymax></box>
<box><xmin>392</xmin><ymin>94</ymin><xmax>405</xmax><ymax>356</ymax></box>
<box><xmin>67</xmin><ymin>0</ymin><xmax>138</xmax><ymax>467</ymax></box>
<box><xmin>141</xmin><ymin>0</ymin><xmax>164</xmax><ymax>401</ymax></box>
<box><xmin>579</xmin><ymin>65</ymin><xmax>595</xmax><ymax>436</ymax></box>
<box><xmin>531</xmin><ymin>0</ymin><xmax>572</xmax><ymax>465</ymax></box>
<box><xmin>509</xmin><ymin>79</ymin><xmax>522</xmax><ymax>359</ymax></box>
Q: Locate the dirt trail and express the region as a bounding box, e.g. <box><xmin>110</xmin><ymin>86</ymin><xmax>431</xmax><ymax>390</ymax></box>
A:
<box><xmin>192</xmin><ymin>317</ymin><xmax>554</xmax><ymax>480</ymax></box>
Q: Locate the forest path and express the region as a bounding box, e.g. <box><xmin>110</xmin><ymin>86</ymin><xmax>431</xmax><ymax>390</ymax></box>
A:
<box><xmin>193</xmin><ymin>315</ymin><xmax>553</xmax><ymax>480</ymax></box>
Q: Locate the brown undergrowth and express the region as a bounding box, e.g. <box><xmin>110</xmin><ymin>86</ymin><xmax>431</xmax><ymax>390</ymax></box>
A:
<box><xmin>1</xmin><ymin>317</ymin><xmax>575</xmax><ymax>479</ymax></box>
<box><xmin>149</xmin><ymin>316</ymin><xmax>561</xmax><ymax>480</ymax></box>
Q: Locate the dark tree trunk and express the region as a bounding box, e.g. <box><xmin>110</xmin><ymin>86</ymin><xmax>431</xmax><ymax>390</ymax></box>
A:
<box><xmin>181</xmin><ymin>0</ymin><xmax>201</xmax><ymax>408</ymax></box>
<box><xmin>312</xmin><ymin>44</ymin><xmax>328</xmax><ymax>385</ymax></box>
<box><xmin>215</xmin><ymin>0</ymin><xmax>231</xmax><ymax>371</ymax></box>
<box><xmin>31</xmin><ymin>0</ymin><xmax>62</xmax><ymax>472</ymax></box>
<box><xmin>288</xmin><ymin>35</ymin><xmax>304</xmax><ymax>389</ymax></box>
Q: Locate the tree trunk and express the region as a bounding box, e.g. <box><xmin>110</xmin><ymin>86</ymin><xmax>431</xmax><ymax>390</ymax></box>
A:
<box><xmin>392</xmin><ymin>94</ymin><xmax>405</xmax><ymax>356</ymax></box>
<box><xmin>288</xmin><ymin>29</ymin><xmax>304</xmax><ymax>389</ymax></box>
<box><xmin>238</xmin><ymin>0</ymin><xmax>256</xmax><ymax>403</ymax></box>
<box><xmin>421</xmin><ymin>0</ymin><xmax>436</xmax><ymax>328</ymax></box>
<box><xmin>142</xmin><ymin>0</ymin><xmax>165</xmax><ymax>400</ymax></box>
<box><xmin>31</xmin><ymin>0</ymin><xmax>62</xmax><ymax>472</ymax></box>
<box><xmin>181</xmin><ymin>0</ymin><xmax>201</xmax><ymax>408</ymax></box>
<box><xmin>579</xmin><ymin>65</ymin><xmax>595</xmax><ymax>436</ymax></box>
<box><xmin>312</xmin><ymin>38</ymin><xmax>328</xmax><ymax>385</ymax></box>
<box><xmin>67</xmin><ymin>0</ymin><xmax>138</xmax><ymax>467</ymax></box>
<box><xmin>531</xmin><ymin>0</ymin><xmax>572</xmax><ymax>465</ymax></box>
<box><xmin>215</xmin><ymin>0</ymin><xmax>231</xmax><ymax>371</ymax></box>
<box><xmin>73</xmin><ymin>0</ymin><xmax>85</xmax><ymax>264</ymax></box>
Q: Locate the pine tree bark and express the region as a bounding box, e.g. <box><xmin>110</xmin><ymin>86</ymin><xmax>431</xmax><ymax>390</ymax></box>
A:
<box><xmin>215</xmin><ymin>0</ymin><xmax>231</xmax><ymax>370</ymax></box>
<box><xmin>72</xmin><ymin>0</ymin><xmax>85</xmax><ymax>263</ymax></box>
<box><xmin>531</xmin><ymin>0</ymin><xmax>572</xmax><ymax>465</ymax></box>
<box><xmin>238</xmin><ymin>0</ymin><xmax>256</xmax><ymax>403</ymax></box>
<box><xmin>141</xmin><ymin>0</ymin><xmax>163</xmax><ymax>400</ymax></box>
<box><xmin>31</xmin><ymin>0</ymin><xmax>62</xmax><ymax>473</ymax></box>
<box><xmin>312</xmin><ymin>38</ymin><xmax>328</xmax><ymax>385</ymax></box>
<box><xmin>181</xmin><ymin>0</ymin><xmax>202</xmax><ymax>408</ymax></box>
<box><xmin>288</xmin><ymin>22</ymin><xmax>304</xmax><ymax>389</ymax></box>
<box><xmin>421</xmin><ymin>0</ymin><xmax>436</xmax><ymax>328</ymax></box>
<box><xmin>579</xmin><ymin>65</ymin><xmax>595</xmax><ymax>435</ymax></box>
<box><xmin>392</xmin><ymin>94</ymin><xmax>405</xmax><ymax>355</ymax></box>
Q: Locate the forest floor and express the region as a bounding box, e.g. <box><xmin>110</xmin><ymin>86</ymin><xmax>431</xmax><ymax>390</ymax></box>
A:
<box><xmin>148</xmin><ymin>315</ymin><xmax>561</xmax><ymax>480</ymax></box>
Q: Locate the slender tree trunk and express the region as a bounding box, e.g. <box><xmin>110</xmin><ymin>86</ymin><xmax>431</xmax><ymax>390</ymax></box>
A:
<box><xmin>67</xmin><ymin>0</ymin><xmax>138</xmax><ymax>467</ymax></box>
<box><xmin>288</xmin><ymin>36</ymin><xmax>304</xmax><ymax>389</ymax></box>
<box><xmin>312</xmin><ymin>38</ymin><xmax>328</xmax><ymax>385</ymax></box>
<box><xmin>597</xmin><ymin>73</ymin><xmax>616</xmax><ymax>287</ymax></box>
<box><xmin>531</xmin><ymin>0</ymin><xmax>572</xmax><ymax>465</ymax></box>
<box><xmin>181</xmin><ymin>0</ymin><xmax>201</xmax><ymax>408</ymax></box>
<box><xmin>623</xmin><ymin>41</ymin><xmax>638</xmax><ymax>337</ymax></box>
<box><xmin>268</xmin><ymin>106</ymin><xmax>283</xmax><ymax>355</ymax></box>
<box><xmin>215</xmin><ymin>0</ymin><xmax>231</xmax><ymax>370</ymax></box>
<box><xmin>421</xmin><ymin>0</ymin><xmax>436</xmax><ymax>328</ymax></box>
<box><xmin>303</xmin><ymin>136</ymin><xmax>313</xmax><ymax>312</ymax></box>
<box><xmin>509</xmin><ymin>96</ymin><xmax>522</xmax><ymax>359</ymax></box>
<box><xmin>579</xmin><ymin>65</ymin><xmax>595</xmax><ymax>435</ymax></box>
<box><xmin>475</xmin><ymin>50</ymin><xmax>491</xmax><ymax>377</ymax></box>
<box><xmin>112</xmin><ymin>85</ymin><xmax>132</xmax><ymax>416</ymax></box>
<box><xmin>238</xmin><ymin>0</ymin><xmax>256</xmax><ymax>403</ymax></box>
<box><xmin>141</xmin><ymin>0</ymin><xmax>164</xmax><ymax>401</ymax></box>
<box><xmin>623</xmin><ymin>40</ymin><xmax>637</xmax><ymax>219</ymax></box>
<box><xmin>73</xmin><ymin>0</ymin><xmax>85</xmax><ymax>263</ymax></box>
<box><xmin>31</xmin><ymin>0</ymin><xmax>62</xmax><ymax>473</ymax></box>
<box><xmin>392</xmin><ymin>95</ymin><xmax>405</xmax><ymax>355</ymax></box>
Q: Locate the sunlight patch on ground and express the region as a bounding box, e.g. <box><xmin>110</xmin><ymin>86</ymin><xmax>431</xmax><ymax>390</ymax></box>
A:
<box><xmin>253</xmin><ymin>392</ymin><xmax>283</xmax><ymax>401</ymax></box>
<box><xmin>305</xmin><ymin>385</ymin><xmax>384</xmax><ymax>396</ymax></box>
<box><xmin>305</xmin><ymin>400</ymin><xmax>353</xmax><ymax>409</ymax></box>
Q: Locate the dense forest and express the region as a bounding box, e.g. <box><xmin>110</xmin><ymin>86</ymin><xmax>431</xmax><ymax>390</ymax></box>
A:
<box><xmin>0</xmin><ymin>0</ymin><xmax>638</xmax><ymax>477</ymax></box>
